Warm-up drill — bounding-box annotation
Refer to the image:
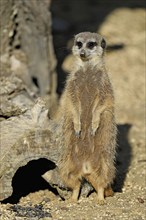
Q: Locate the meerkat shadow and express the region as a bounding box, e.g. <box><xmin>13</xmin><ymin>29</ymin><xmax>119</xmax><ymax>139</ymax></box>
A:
<box><xmin>113</xmin><ymin>123</ymin><xmax>132</xmax><ymax>192</ymax></box>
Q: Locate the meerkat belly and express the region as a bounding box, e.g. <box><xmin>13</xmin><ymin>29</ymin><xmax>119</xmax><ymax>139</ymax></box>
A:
<box><xmin>68</xmin><ymin>74</ymin><xmax>103</xmax><ymax>174</ymax></box>
<box><xmin>79</xmin><ymin>82</ymin><xmax>98</xmax><ymax>121</ymax></box>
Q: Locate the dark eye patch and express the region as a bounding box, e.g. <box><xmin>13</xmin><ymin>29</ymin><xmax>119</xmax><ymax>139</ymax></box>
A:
<box><xmin>76</xmin><ymin>41</ymin><xmax>83</xmax><ymax>49</ymax></box>
<box><xmin>87</xmin><ymin>41</ymin><xmax>97</xmax><ymax>49</ymax></box>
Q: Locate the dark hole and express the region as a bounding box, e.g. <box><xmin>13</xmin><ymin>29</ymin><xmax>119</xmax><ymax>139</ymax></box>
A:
<box><xmin>15</xmin><ymin>45</ymin><xmax>21</xmax><ymax>49</ymax></box>
<box><xmin>2</xmin><ymin>158</ymin><xmax>58</xmax><ymax>204</ymax></box>
<box><xmin>32</xmin><ymin>77</ymin><xmax>39</xmax><ymax>88</ymax></box>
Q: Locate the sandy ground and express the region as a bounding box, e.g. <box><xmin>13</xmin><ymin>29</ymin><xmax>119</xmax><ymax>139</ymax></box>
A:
<box><xmin>0</xmin><ymin>1</ymin><xmax>145</xmax><ymax>219</ymax></box>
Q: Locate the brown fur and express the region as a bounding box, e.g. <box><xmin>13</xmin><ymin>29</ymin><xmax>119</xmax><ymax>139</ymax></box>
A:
<box><xmin>58</xmin><ymin>32</ymin><xmax>117</xmax><ymax>204</ymax></box>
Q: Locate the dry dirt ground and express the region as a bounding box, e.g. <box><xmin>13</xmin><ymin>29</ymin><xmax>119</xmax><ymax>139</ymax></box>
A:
<box><xmin>0</xmin><ymin>1</ymin><xmax>145</xmax><ymax>220</ymax></box>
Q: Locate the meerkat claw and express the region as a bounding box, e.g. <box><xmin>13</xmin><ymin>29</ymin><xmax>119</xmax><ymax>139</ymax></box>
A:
<box><xmin>75</xmin><ymin>130</ymin><xmax>81</xmax><ymax>138</ymax></box>
<box><xmin>90</xmin><ymin>128</ymin><xmax>96</xmax><ymax>136</ymax></box>
<box><xmin>97</xmin><ymin>199</ymin><xmax>106</xmax><ymax>205</ymax></box>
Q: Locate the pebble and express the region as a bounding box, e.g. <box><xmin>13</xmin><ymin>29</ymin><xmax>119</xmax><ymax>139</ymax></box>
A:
<box><xmin>137</xmin><ymin>198</ymin><xmax>144</xmax><ymax>204</ymax></box>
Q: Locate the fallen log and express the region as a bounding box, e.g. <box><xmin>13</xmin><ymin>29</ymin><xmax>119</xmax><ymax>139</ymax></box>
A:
<box><xmin>0</xmin><ymin>94</ymin><xmax>61</xmax><ymax>200</ymax></box>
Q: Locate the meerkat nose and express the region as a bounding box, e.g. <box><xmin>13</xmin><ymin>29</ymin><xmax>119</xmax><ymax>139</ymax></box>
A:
<box><xmin>80</xmin><ymin>50</ymin><xmax>86</xmax><ymax>58</ymax></box>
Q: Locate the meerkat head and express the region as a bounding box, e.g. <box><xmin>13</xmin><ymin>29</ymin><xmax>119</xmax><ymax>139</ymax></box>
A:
<box><xmin>72</xmin><ymin>32</ymin><xmax>106</xmax><ymax>62</ymax></box>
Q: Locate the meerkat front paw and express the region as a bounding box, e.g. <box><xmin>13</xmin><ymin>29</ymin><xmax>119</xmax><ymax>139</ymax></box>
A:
<box><xmin>90</xmin><ymin>128</ymin><xmax>97</xmax><ymax>136</ymax></box>
<box><xmin>91</xmin><ymin>122</ymin><xmax>99</xmax><ymax>136</ymax></box>
<box><xmin>75</xmin><ymin>130</ymin><xmax>81</xmax><ymax>138</ymax></box>
<box><xmin>91</xmin><ymin>113</ymin><xmax>101</xmax><ymax>136</ymax></box>
<box><xmin>74</xmin><ymin>123</ymin><xmax>81</xmax><ymax>138</ymax></box>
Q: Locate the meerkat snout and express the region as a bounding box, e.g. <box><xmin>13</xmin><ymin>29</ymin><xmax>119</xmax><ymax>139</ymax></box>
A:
<box><xmin>80</xmin><ymin>49</ymin><xmax>86</xmax><ymax>58</ymax></box>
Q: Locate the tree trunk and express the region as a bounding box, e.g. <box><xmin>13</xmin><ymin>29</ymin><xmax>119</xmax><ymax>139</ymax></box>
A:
<box><xmin>0</xmin><ymin>0</ymin><xmax>60</xmax><ymax>201</ymax></box>
<box><xmin>0</xmin><ymin>0</ymin><xmax>57</xmax><ymax>97</ymax></box>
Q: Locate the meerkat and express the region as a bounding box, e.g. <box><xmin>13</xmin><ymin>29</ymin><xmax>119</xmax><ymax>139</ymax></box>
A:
<box><xmin>58</xmin><ymin>32</ymin><xmax>117</xmax><ymax>204</ymax></box>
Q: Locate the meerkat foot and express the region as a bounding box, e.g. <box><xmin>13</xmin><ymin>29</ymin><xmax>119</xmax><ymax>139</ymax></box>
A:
<box><xmin>97</xmin><ymin>198</ymin><xmax>106</xmax><ymax>205</ymax></box>
<box><xmin>67</xmin><ymin>197</ymin><xmax>78</xmax><ymax>203</ymax></box>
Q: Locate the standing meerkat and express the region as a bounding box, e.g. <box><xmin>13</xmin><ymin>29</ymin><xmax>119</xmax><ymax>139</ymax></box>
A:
<box><xmin>58</xmin><ymin>32</ymin><xmax>117</xmax><ymax>204</ymax></box>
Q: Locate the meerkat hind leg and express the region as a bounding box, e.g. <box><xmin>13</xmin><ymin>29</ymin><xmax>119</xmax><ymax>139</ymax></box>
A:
<box><xmin>97</xmin><ymin>186</ymin><xmax>105</xmax><ymax>205</ymax></box>
<box><xmin>68</xmin><ymin>181</ymin><xmax>81</xmax><ymax>203</ymax></box>
<box><xmin>87</xmin><ymin>175</ymin><xmax>105</xmax><ymax>205</ymax></box>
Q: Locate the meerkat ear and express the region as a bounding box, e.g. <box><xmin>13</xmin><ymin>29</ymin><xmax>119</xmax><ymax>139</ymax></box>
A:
<box><xmin>101</xmin><ymin>38</ymin><xmax>106</xmax><ymax>49</ymax></box>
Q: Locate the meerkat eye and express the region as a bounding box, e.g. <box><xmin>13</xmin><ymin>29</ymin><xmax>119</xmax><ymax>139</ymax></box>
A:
<box><xmin>87</xmin><ymin>41</ymin><xmax>97</xmax><ymax>49</ymax></box>
<box><xmin>76</xmin><ymin>41</ymin><xmax>83</xmax><ymax>49</ymax></box>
